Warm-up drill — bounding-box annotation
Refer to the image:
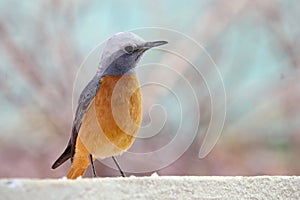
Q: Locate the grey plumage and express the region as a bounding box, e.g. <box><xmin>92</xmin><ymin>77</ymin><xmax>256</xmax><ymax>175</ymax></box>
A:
<box><xmin>102</xmin><ymin>49</ymin><xmax>145</xmax><ymax>76</ymax></box>
<box><xmin>52</xmin><ymin>74</ymin><xmax>101</xmax><ymax>169</ymax></box>
<box><xmin>70</xmin><ymin>74</ymin><xmax>102</xmax><ymax>158</ymax></box>
<box><xmin>73</xmin><ymin>74</ymin><xmax>102</xmax><ymax>134</ymax></box>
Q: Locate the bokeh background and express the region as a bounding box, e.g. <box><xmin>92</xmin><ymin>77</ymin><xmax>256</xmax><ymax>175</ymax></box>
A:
<box><xmin>0</xmin><ymin>0</ymin><xmax>299</xmax><ymax>178</ymax></box>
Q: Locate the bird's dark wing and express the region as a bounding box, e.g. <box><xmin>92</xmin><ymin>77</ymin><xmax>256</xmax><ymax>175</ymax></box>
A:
<box><xmin>52</xmin><ymin>74</ymin><xmax>101</xmax><ymax>169</ymax></box>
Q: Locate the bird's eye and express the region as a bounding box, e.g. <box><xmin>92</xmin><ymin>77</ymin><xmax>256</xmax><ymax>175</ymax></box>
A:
<box><xmin>124</xmin><ymin>45</ymin><xmax>136</xmax><ymax>54</ymax></box>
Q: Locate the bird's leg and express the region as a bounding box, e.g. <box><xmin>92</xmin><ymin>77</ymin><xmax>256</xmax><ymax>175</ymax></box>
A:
<box><xmin>112</xmin><ymin>156</ymin><xmax>126</xmax><ymax>177</ymax></box>
<box><xmin>89</xmin><ymin>154</ymin><xmax>97</xmax><ymax>178</ymax></box>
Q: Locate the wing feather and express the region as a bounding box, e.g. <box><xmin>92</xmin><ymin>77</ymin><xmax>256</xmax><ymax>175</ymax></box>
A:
<box><xmin>52</xmin><ymin>74</ymin><xmax>101</xmax><ymax>168</ymax></box>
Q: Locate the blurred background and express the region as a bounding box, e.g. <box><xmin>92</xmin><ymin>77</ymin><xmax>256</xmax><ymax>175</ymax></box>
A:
<box><xmin>0</xmin><ymin>0</ymin><xmax>299</xmax><ymax>178</ymax></box>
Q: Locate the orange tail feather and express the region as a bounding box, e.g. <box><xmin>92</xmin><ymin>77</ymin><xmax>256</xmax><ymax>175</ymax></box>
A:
<box><xmin>67</xmin><ymin>166</ymin><xmax>88</xmax><ymax>179</ymax></box>
<box><xmin>67</xmin><ymin>137</ymin><xmax>91</xmax><ymax>179</ymax></box>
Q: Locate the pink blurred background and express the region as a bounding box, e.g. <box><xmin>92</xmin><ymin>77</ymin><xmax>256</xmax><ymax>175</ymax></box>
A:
<box><xmin>0</xmin><ymin>0</ymin><xmax>299</xmax><ymax>178</ymax></box>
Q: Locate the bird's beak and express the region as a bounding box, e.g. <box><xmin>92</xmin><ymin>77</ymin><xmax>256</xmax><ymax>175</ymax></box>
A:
<box><xmin>141</xmin><ymin>41</ymin><xmax>168</xmax><ymax>49</ymax></box>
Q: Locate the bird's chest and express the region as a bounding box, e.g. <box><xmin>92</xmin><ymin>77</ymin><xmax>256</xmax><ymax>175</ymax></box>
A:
<box><xmin>94</xmin><ymin>75</ymin><xmax>142</xmax><ymax>149</ymax></box>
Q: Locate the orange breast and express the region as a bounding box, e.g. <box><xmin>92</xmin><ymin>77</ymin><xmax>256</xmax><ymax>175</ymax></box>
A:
<box><xmin>95</xmin><ymin>75</ymin><xmax>142</xmax><ymax>149</ymax></box>
<box><xmin>78</xmin><ymin>74</ymin><xmax>142</xmax><ymax>158</ymax></box>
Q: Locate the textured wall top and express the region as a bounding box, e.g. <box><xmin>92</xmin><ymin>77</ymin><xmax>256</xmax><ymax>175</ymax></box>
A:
<box><xmin>0</xmin><ymin>176</ymin><xmax>299</xmax><ymax>200</ymax></box>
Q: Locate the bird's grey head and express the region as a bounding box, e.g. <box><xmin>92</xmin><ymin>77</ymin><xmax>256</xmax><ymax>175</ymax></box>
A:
<box><xmin>98</xmin><ymin>32</ymin><xmax>167</xmax><ymax>76</ymax></box>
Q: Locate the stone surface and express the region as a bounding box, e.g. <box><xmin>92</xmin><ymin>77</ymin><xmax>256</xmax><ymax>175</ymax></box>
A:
<box><xmin>0</xmin><ymin>176</ymin><xmax>299</xmax><ymax>200</ymax></box>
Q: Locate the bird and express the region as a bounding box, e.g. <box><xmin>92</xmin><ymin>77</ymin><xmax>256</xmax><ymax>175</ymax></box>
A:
<box><xmin>51</xmin><ymin>32</ymin><xmax>167</xmax><ymax>179</ymax></box>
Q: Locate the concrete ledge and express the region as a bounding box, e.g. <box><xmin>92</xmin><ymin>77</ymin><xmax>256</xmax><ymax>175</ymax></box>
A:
<box><xmin>1</xmin><ymin>176</ymin><xmax>299</xmax><ymax>200</ymax></box>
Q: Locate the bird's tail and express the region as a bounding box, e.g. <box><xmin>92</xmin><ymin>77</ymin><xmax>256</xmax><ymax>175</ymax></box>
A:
<box><xmin>52</xmin><ymin>141</ymin><xmax>72</xmax><ymax>169</ymax></box>
<box><xmin>67</xmin><ymin>166</ymin><xmax>88</xmax><ymax>179</ymax></box>
<box><xmin>66</xmin><ymin>137</ymin><xmax>91</xmax><ymax>179</ymax></box>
